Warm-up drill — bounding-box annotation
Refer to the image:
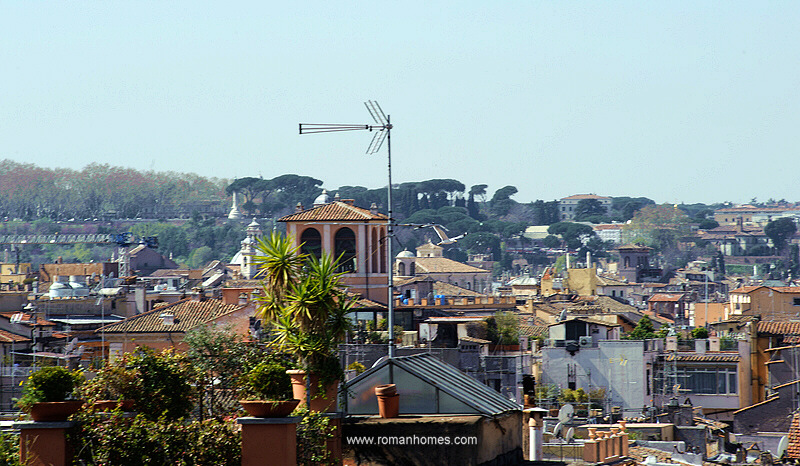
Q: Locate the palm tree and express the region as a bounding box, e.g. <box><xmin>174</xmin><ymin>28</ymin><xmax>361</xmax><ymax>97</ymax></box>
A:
<box><xmin>255</xmin><ymin>233</ymin><xmax>354</xmax><ymax>386</ymax></box>
<box><xmin>253</xmin><ymin>232</ymin><xmax>306</xmax><ymax>323</ymax></box>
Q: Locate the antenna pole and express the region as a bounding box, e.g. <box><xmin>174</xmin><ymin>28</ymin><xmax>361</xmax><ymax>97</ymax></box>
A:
<box><xmin>299</xmin><ymin>101</ymin><xmax>396</xmax><ymax>358</ymax></box>
<box><xmin>386</xmin><ymin>115</ymin><xmax>395</xmax><ymax>358</ymax></box>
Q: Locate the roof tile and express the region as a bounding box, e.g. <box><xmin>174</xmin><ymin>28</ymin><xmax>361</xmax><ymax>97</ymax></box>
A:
<box><xmin>99</xmin><ymin>298</ymin><xmax>247</xmax><ymax>334</ymax></box>
<box><xmin>758</xmin><ymin>321</ymin><xmax>800</xmax><ymax>335</ymax></box>
<box><xmin>279</xmin><ymin>201</ymin><xmax>387</xmax><ymax>222</ymax></box>
<box><xmin>415</xmin><ymin>257</ymin><xmax>489</xmax><ymax>274</ymax></box>
<box><xmin>665</xmin><ymin>353</ymin><xmax>740</xmax><ymax>363</ymax></box>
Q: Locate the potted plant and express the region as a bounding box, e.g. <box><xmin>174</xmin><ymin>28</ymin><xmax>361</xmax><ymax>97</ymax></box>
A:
<box><xmin>238</xmin><ymin>360</ymin><xmax>299</xmax><ymax>417</ymax></box>
<box><xmin>255</xmin><ymin>233</ymin><xmax>354</xmax><ymax>412</ymax></box>
<box><xmin>81</xmin><ymin>360</ymin><xmax>140</xmax><ymax>412</ymax></box>
<box><xmin>18</xmin><ymin>366</ymin><xmax>84</xmax><ymax>421</ymax></box>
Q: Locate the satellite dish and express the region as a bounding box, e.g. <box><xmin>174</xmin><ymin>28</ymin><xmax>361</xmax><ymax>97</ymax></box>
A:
<box><xmin>64</xmin><ymin>338</ymin><xmax>78</xmax><ymax>353</ymax></box>
<box><xmin>776</xmin><ymin>435</ymin><xmax>789</xmax><ymax>459</ymax></box>
<box><xmin>565</xmin><ymin>427</ymin><xmax>575</xmax><ymax>443</ymax></box>
<box><xmin>558</xmin><ymin>404</ymin><xmax>574</xmax><ymax>423</ymax></box>
<box><xmin>553</xmin><ymin>421</ymin><xmax>563</xmax><ymax>438</ymax></box>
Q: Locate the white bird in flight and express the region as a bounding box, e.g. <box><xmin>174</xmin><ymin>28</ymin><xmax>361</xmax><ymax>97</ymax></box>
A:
<box><xmin>415</xmin><ymin>224</ymin><xmax>467</xmax><ymax>245</ymax></box>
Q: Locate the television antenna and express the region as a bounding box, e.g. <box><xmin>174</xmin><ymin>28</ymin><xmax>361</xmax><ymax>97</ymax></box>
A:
<box><xmin>299</xmin><ymin>101</ymin><xmax>398</xmax><ymax>357</ymax></box>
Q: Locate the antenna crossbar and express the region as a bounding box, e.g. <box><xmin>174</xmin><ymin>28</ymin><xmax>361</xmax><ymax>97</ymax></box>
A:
<box><xmin>299</xmin><ymin>124</ymin><xmax>373</xmax><ymax>134</ymax></box>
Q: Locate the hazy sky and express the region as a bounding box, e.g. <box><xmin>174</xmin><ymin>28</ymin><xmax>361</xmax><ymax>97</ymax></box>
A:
<box><xmin>2</xmin><ymin>2</ymin><xmax>798</xmax><ymax>205</ymax></box>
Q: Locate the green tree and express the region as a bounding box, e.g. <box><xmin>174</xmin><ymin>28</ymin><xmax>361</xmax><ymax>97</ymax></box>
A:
<box><xmin>574</xmin><ymin>199</ymin><xmax>606</xmax><ymax>221</ymax></box>
<box><xmin>459</xmin><ymin>232</ymin><xmax>502</xmax><ymax>261</ymax></box>
<box><xmin>485</xmin><ymin>311</ymin><xmax>519</xmax><ymax>345</ymax></box>
<box><xmin>623</xmin><ymin>316</ymin><xmax>657</xmax><ymax>340</ymax></box>
<box><xmin>691</xmin><ymin>327</ymin><xmax>709</xmax><ymax>339</ymax></box>
<box><xmin>542</xmin><ymin>235</ymin><xmax>561</xmax><ymax>249</ymax></box>
<box><xmin>698</xmin><ymin>219</ymin><xmax>719</xmax><ymax>230</ymax></box>
<box><xmin>256</xmin><ymin>234</ymin><xmax>354</xmax><ymax>387</ymax></box>
<box><xmin>764</xmin><ymin>217</ymin><xmax>797</xmax><ymax>253</ymax></box>
<box><xmin>548</xmin><ymin>222</ymin><xmax>595</xmax><ymax>250</ymax></box>
<box><xmin>187</xmin><ymin>246</ymin><xmax>214</xmax><ymax>269</ymax></box>
<box><xmin>622</xmin><ymin>204</ymin><xmax>691</xmax><ymax>261</ymax></box>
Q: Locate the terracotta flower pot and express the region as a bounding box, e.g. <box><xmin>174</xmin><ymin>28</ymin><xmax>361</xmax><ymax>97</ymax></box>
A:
<box><xmin>29</xmin><ymin>401</ymin><xmax>84</xmax><ymax>422</ymax></box>
<box><xmin>374</xmin><ymin>384</ymin><xmax>396</xmax><ymax>397</ymax></box>
<box><xmin>287</xmin><ymin>370</ymin><xmax>339</xmax><ymax>412</ymax></box>
<box><xmin>377</xmin><ymin>394</ymin><xmax>399</xmax><ymax>418</ymax></box>
<box><xmin>239</xmin><ymin>399</ymin><xmax>300</xmax><ymax>418</ymax></box>
<box><xmin>94</xmin><ymin>399</ymin><xmax>135</xmax><ymax>412</ymax></box>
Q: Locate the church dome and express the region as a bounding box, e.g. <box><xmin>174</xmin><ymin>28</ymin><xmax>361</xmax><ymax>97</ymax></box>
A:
<box><xmin>313</xmin><ymin>189</ymin><xmax>330</xmax><ymax>206</ymax></box>
<box><xmin>396</xmin><ymin>249</ymin><xmax>415</xmax><ymax>259</ymax></box>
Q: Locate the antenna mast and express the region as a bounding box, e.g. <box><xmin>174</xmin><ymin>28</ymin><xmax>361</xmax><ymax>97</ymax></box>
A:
<box><xmin>300</xmin><ymin>101</ymin><xmax>397</xmax><ymax>357</ymax></box>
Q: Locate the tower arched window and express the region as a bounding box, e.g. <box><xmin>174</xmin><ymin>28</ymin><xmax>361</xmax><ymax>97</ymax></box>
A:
<box><xmin>371</xmin><ymin>228</ymin><xmax>379</xmax><ymax>273</ymax></box>
<box><xmin>300</xmin><ymin>228</ymin><xmax>322</xmax><ymax>259</ymax></box>
<box><xmin>335</xmin><ymin>227</ymin><xmax>357</xmax><ymax>273</ymax></box>
<box><xmin>398</xmin><ymin>262</ymin><xmax>406</xmax><ymax>276</ymax></box>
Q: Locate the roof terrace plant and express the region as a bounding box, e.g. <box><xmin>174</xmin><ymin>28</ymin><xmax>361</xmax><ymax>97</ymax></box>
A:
<box><xmin>254</xmin><ymin>232</ymin><xmax>354</xmax><ymax>390</ymax></box>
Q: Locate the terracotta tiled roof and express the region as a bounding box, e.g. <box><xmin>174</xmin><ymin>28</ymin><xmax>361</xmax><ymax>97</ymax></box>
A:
<box><xmin>616</xmin><ymin>244</ymin><xmax>652</xmax><ymax>251</ymax></box>
<box><xmin>788</xmin><ymin>412</ymin><xmax>800</xmax><ymax>459</ymax></box>
<box><xmin>99</xmin><ymin>298</ymin><xmax>247</xmax><ymax>334</ymax></box>
<box><xmin>415</xmin><ymin>258</ymin><xmax>489</xmax><ymax>274</ymax></box>
<box><xmin>560</xmin><ymin>194</ymin><xmax>610</xmax><ymax>200</ymax></box>
<box><xmin>459</xmin><ymin>336</ymin><xmax>491</xmax><ymax>344</ymax></box>
<box><xmin>767</xmin><ymin>287</ymin><xmax>800</xmax><ymax>294</ymax></box>
<box><xmin>354</xmin><ymin>298</ymin><xmax>385</xmax><ymax>309</ymax></box>
<box><xmin>432</xmin><ymin>281</ymin><xmax>485</xmax><ymax>297</ymax></box>
<box><xmin>519</xmin><ymin>324</ymin><xmax>548</xmax><ymax>338</ymax></box>
<box><xmin>394</xmin><ymin>276</ymin><xmax>436</xmax><ymax>287</ymax></box>
<box><xmin>592</xmin><ymin>224</ymin><xmax>623</xmax><ymax>231</ymax></box>
<box><xmin>0</xmin><ymin>312</ymin><xmax>55</xmax><ymax>327</ymax></box>
<box><xmin>785</xmin><ymin>336</ymin><xmax>800</xmax><ymax>344</ymax></box>
<box><xmin>648</xmin><ymin>293</ymin><xmax>684</xmax><ymax>302</ymax></box>
<box><xmin>758</xmin><ymin>321</ymin><xmax>800</xmax><ymax>335</ymax></box>
<box><xmin>665</xmin><ymin>353</ymin><xmax>740</xmax><ymax>363</ymax></box>
<box><xmin>627</xmin><ymin>445</ymin><xmax>672</xmax><ymax>464</ymax></box>
<box><xmin>730</xmin><ymin>286</ymin><xmax>765</xmax><ymax>294</ymax></box>
<box><xmin>0</xmin><ymin>329</ymin><xmax>30</xmax><ymax>343</ymax></box>
<box><xmin>279</xmin><ymin>201</ymin><xmax>387</xmax><ymax>222</ymax></box>
<box><xmin>224</xmin><ymin>279</ymin><xmax>261</xmax><ymax>288</ymax></box>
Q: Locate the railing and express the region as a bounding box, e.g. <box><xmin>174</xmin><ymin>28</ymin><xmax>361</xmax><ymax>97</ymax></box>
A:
<box><xmin>0</xmin><ymin>366</ymin><xmax>33</xmax><ymax>378</ymax></box>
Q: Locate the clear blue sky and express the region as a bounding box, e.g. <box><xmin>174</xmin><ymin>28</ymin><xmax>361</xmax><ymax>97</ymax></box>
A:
<box><xmin>2</xmin><ymin>2</ymin><xmax>798</xmax><ymax>205</ymax></box>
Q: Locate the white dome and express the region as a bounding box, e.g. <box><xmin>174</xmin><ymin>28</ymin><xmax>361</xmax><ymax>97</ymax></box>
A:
<box><xmin>49</xmin><ymin>282</ymin><xmax>73</xmax><ymax>298</ymax></box>
<box><xmin>396</xmin><ymin>249</ymin><xmax>415</xmax><ymax>258</ymax></box>
<box><xmin>313</xmin><ymin>189</ymin><xmax>330</xmax><ymax>206</ymax></box>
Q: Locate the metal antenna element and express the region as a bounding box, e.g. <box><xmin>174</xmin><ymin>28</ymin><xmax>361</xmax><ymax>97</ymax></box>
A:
<box><xmin>299</xmin><ymin>100</ymin><xmax>397</xmax><ymax>358</ymax></box>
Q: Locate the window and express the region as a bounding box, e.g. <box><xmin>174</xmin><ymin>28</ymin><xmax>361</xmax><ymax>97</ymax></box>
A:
<box><xmin>398</xmin><ymin>262</ymin><xmax>406</xmax><ymax>276</ymax></box>
<box><xmin>300</xmin><ymin>228</ymin><xmax>322</xmax><ymax>259</ymax></box>
<box><xmin>669</xmin><ymin>365</ymin><xmax>738</xmax><ymax>395</ymax></box>
<box><xmin>793</xmin><ymin>297</ymin><xmax>800</xmax><ymax>306</ymax></box>
<box><xmin>334</xmin><ymin>227</ymin><xmax>357</xmax><ymax>272</ymax></box>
